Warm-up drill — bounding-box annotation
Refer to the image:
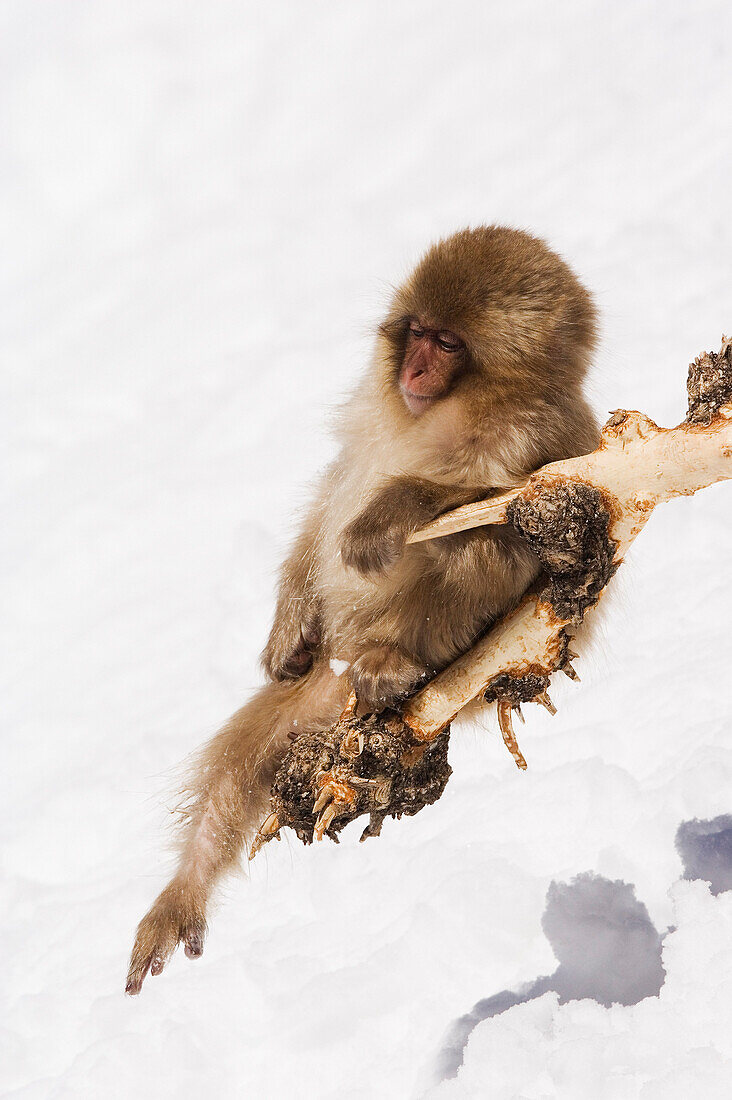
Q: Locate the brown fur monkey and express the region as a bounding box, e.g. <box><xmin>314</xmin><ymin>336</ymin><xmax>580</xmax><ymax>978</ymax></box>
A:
<box><xmin>126</xmin><ymin>226</ymin><xmax>600</xmax><ymax>994</ymax></box>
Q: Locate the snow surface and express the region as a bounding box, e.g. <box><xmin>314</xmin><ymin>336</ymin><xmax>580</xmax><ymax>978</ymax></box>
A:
<box><xmin>2</xmin><ymin>1</ymin><xmax>732</xmax><ymax>1097</ymax></box>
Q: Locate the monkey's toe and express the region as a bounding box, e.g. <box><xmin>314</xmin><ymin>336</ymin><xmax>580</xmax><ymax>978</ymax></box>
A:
<box><xmin>125</xmin><ymin>965</ymin><xmax>149</xmax><ymax>996</ymax></box>
<box><xmin>263</xmin><ymin>622</ymin><xmax>321</xmax><ymax>681</ymax></box>
<box><xmin>183</xmin><ymin>924</ymin><xmax>205</xmax><ymax>958</ymax></box>
<box><xmin>280</xmin><ymin>647</ymin><xmax>313</xmax><ymax>678</ymax></box>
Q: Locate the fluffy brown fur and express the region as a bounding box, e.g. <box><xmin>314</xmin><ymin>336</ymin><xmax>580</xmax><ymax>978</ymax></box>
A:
<box><xmin>127</xmin><ymin>226</ymin><xmax>600</xmax><ymax>993</ymax></box>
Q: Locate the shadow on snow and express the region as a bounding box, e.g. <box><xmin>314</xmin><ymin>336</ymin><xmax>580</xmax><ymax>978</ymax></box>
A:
<box><xmin>434</xmin><ymin>814</ymin><xmax>732</xmax><ymax>1083</ymax></box>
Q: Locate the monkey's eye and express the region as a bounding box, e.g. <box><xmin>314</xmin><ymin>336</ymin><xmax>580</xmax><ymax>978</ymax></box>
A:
<box><xmin>409</xmin><ymin>323</ymin><xmax>425</xmax><ymax>339</ymax></box>
<box><xmin>436</xmin><ymin>332</ymin><xmax>462</xmax><ymax>352</ymax></box>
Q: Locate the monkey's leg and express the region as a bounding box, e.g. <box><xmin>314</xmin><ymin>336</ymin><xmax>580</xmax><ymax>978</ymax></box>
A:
<box><xmin>126</xmin><ymin>664</ymin><xmax>348</xmax><ymax>994</ymax></box>
<box><xmin>262</xmin><ymin>518</ymin><xmax>325</xmax><ymax>681</ymax></box>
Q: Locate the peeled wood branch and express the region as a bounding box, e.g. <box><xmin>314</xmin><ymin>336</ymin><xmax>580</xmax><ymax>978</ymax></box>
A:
<box><xmin>251</xmin><ymin>337</ymin><xmax>732</xmax><ymax>856</ymax></box>
<box><xmin>403</xmin><ymin>336</ymin><xmax>732</xmax><ymax>739</ymax></box>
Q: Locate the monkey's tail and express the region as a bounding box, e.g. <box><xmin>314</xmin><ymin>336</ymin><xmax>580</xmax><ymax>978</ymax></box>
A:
<box><xmin>127</xmin><ymin>662</ymin><xmax>351</xmax><ymax>994</ymax></box>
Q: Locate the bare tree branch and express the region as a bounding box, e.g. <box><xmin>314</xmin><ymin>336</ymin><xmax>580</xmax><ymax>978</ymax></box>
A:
<box><xmin>251</xmin><ymin>337</ymin><xmax>732</xmax><ymax>855</ymax></box>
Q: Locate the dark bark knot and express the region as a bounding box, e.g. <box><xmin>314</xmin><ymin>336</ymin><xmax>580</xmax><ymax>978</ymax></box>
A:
<box><xmin>271</xmin><ymin>712</ymin><xmax>451</xmax><ymax>844</ymax></box>
<box><xmin>506</xmin><ymin>481</ymin><xmax>618</xmax><ymax>622</ymax></box>
<box><xmin>686</xmin><ymin>337</ymin><xmax>732</xmax><ymax>425</ymax></box>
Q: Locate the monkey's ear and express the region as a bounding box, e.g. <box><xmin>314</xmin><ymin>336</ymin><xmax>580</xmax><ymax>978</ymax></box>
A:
<box><xmin>378</xmin><ymin>315</ymin><xmax>409</xmax><ymax>341</ymax></box>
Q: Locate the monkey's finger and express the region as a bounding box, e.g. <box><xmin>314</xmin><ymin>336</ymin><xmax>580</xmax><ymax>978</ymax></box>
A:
<box><xmin>340</xmin><ymin>527</ymin><xmax>404</xmax><ymax>578</ymax></box>
<box><xmin>343</xmin><ymin>547</ymin><xmax>397</xmax><ymax>578</ymax></box>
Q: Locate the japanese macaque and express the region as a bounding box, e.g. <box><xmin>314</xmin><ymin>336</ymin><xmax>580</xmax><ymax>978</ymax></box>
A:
<box><xmin>126</xmin><ymin>226</ymin><xmax>600</xmax><ymax>993</ymax></box>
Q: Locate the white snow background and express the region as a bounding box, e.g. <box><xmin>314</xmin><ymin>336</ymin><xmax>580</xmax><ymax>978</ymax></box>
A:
<box><xmin>2</xmin><ymin>2</ymin><xmax>732</xmax><ymax>1097</ymax></box>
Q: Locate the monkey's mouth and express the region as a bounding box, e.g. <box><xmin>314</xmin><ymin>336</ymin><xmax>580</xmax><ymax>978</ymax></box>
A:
<box><xmin>400</xmin><ymin>385</ymin><xmax>435</xmax><ymax>416</ymax></box>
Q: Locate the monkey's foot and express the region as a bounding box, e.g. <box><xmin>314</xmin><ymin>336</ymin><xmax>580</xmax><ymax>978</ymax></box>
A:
<box><xmin>349</xmin><ymin>645</ymin><xmax>427</xmax><ymax>713</ymax></box>
<box><xmin>126</xmin><ymin>883</ymin><xmax>206</xmax><ymax>995</ymax></box>
<box><xmin>249</xmin><ymin>701</ymin><xmax>451</xmax><ymax>854</ymax></box>
<box><xmin>263</xmin><ymin>618</ymin><xmax>322</xmax><ymax>681</ymax></box>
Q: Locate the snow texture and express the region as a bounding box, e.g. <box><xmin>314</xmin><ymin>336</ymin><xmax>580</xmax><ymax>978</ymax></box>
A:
<box><xmin>2</xmin><ymin>2</ymin><xmax>732</xmax><ymax>1098</ymax></box>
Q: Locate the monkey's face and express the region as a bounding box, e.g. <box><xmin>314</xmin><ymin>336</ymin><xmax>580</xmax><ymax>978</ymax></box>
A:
<box><xmin>399</xmin><ymin>320</ymin><xmax>465</xmax><ymax>416</ymax></box>
<box><xmin>378</xmin><ymin>226</ymin><xmax>597</xmax><ymax>425</ymax></box>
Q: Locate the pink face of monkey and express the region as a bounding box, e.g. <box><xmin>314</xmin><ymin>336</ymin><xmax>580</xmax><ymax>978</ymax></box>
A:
<box><xmin>399</xmin><ymin>320</ymin><xmax>465</xmax><ymax>416</ymax></box>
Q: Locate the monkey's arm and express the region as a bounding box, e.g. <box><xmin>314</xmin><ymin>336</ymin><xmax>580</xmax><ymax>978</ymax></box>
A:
<box><xmin>263</xmin><ymin>517</ymin><xmax>324</xmax><ymax>681</ymax></box>
<box><xmin>340</xmin><ymin>475</ymin><xmax>499</xmax><ymax>577</ymax></box>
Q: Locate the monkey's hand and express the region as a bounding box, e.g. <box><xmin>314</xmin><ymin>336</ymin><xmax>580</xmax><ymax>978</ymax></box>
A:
<box><xmin>126</xmin><ymin>880</ymin><xmax>206</xmax><ymax>995</ymax></box>
<box><xmin>262</xmin><ymin>604</ymin><xmax>322</xmax><ymax>681</ymax></box>
<box><xmin>340</xmin><ymin>498</ymin><xmax>415</xmax><ymax>577</ymax></box>
<box><xmin>340</xmin><ymin>477</ymin><xmax>476</xmax><ymax>577</ymax></box>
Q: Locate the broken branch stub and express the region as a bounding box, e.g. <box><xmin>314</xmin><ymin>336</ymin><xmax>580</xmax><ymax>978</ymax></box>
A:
<box><xmin>251</xmin><ymin>338</ymin><xmax>732</xmax><ymax>857</ymax></box>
